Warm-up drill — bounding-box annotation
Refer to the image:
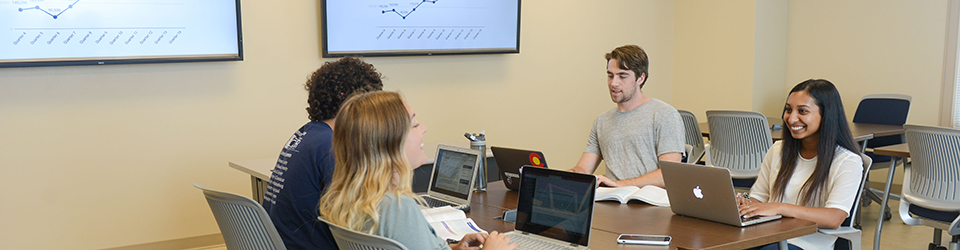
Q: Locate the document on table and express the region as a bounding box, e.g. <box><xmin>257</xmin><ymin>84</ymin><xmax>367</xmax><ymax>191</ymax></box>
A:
<box><xmin>422</xmin><ymin>206</ymin><xmax>487</xmax><ymax>240</ymax></box>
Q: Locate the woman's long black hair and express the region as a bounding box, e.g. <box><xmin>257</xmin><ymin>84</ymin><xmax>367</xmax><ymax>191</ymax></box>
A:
<box><xmin>770</xmin><ymin>79</ymin><xmax>860</xmax><ymax>206</ymax></box>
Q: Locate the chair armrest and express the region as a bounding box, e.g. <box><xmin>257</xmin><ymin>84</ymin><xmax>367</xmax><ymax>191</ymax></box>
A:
<box><xmin>818</xmin><ymin>227</ymin><xmax>859</xmax><ymax>236</ymax></box>
<box><xmin>819</xmin><ymin>227</ymin><xmax>863</xmax><ymax>250</ymax></box>
<box><xmin>703</xmin><ymin>144</ymin><xmax>712</xmax><ymax>166</ymax></box>
<box><xmin>898</xmin><ymin>194</ymin><xmax>923</xmax><ymax>226</ymax></box>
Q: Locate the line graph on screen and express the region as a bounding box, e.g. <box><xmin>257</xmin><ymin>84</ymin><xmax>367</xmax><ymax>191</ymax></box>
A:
<box><xmin>380</xmin><ymin>0</ymin><xmax>437</xmax><ymax>20</ymax></box>
<box><xmin>17</xmin><ymin>0</ymin><xmax>80</xmax><ymax>19</ymax></box>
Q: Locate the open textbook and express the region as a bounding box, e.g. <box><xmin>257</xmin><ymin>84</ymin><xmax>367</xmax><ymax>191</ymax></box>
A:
<box><xmin>595</xmin><ymin>185</ymin><xmax>670</xmax><ymax>207</ymax></box>
<box><xmin>421</xmin><ymin>206</ymin><xmax>487</xmax><ymax>241</ymax></box>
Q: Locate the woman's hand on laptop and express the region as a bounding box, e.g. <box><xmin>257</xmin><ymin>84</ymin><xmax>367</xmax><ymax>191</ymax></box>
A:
<box><xmin>735</xmin><ymin>192</ymin><xmax>753</xmax><ymax>206</ymax></box>
<box><xmin>738</xmin><ymin>201</ymin><xmax>782</xmax><ymax>218</ymax></box>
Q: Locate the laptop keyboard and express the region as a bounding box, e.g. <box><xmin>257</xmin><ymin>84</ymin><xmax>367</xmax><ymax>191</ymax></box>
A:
<box><xmin>742</xmin><ymin>215</ymin><xmax>762</xmax><ymax>223</ymax></box>
<box><xmin>422</xmin><ymin>196</ymin><xmax>456</xmax><ymax>208</ymax></box>
<box><xmin>508</xmin><ymin>233</ymin><xmax>576</xmax><ymax>250</ymax></box>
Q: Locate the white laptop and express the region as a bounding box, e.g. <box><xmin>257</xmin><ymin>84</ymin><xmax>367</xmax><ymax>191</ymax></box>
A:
<box><xmin>419</xmin><ymin>144</ymin><xmax>482</xmax><ymax>211</ymax></box>
<box><xmin>504</xmin><ymin>166</ymin><xmax>596</xmax><ymax>250</ymax></box>
<box><xmin>660</xmin><ymin>161</ymin><xmax>781</xmax><ymax>227</ymax></box>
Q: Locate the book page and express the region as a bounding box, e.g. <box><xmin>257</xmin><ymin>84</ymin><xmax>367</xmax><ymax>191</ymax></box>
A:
<box><xmin>421</xmin><ymin>206</ymin><xmax>467</xmax><ymax>223</ymax></box>
<box><xmin>629</xmin><ymin>185</ymin><xmax>670</xmax><ymax>207</ymax></box>
<box><xmin>595</xmin><ymin>186</ymin><xmax>641</xmax><ymax>203</ymax></box>
<box><xmin>428</xmin><ymin>218</ymin><xmax>487</xmax><ymax>241</ymax></box>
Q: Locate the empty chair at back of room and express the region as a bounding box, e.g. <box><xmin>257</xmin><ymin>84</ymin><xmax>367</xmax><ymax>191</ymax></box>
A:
<box><xmin>678</xmin><ymin>110</ymin><xmax>706</xmax><ymax>164</ymax></box>
<box><xmin>852</xmin><ymin>94</ymin><xmax>911</xmax><ymax>163</ymax></box>
<box><xmin>704</xmin><ymin>110</ymin><xmax>772</xmax><ymax>188</ymax></box>
<box><xmin>899</xmin><ymin>124</ymin><xmax>960</xmax><ymax>250</ymax></box>
<box><xmin>852</xmin><ymin>94</ymin><xmax>911</xmax><ymax>220</ymax></box>
<box><xmin>195</xmin><ymin>184</ymin><xmax>287</xmax><ymax>250</ymax></box>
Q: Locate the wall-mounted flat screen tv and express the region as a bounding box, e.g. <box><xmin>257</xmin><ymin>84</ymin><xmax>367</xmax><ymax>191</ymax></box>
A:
<box><xmin>0</xmin><ymin>0</ymin><xmax>243</xmax><ymax>68</ymax></box>
<box><xmin>322</xmin><ymin>0</ymin><xmax>520</xmax><ymax>57</ymax></box>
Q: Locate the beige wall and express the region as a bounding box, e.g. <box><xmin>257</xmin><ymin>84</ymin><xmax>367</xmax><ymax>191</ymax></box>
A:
<box><xmin>784</xmin><ymin>0</ymin><xmax>949</xmax><ymax>185</ymax></box>
<box><xmin>785</xmin><ymin>0</ymin><xmax>947</xmax><ymax>125</ymax></box>
<box><xmin>0</xmin><ymin>0</ymin><xmax>674</xmax><ymax>249</ymax></box>
<box><xmin>673</xmin><ymin>0</ymin><xmax>758</xmax><ymax>118</ymax></box>
<box><xmin>752</xmin><ymin>0</ymin><xmax>789</xmax><ymax>116</ymax></box>
<box><xmin>672</xmin><ymin>0</ymin><xmax>789</xmax><ymax>120</ymax></box>
<box><xmin>0</xmin><ymin>0</ymin><xmax>951</xmax><ymax>249</ymax></box>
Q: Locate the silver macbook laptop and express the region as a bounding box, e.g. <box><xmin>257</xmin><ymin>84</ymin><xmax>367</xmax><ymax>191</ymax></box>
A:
<box><xmin>419</xmin><ymin>144</ymin><xmax>482</xmax><ymax>211</ymax></box>
<box><xmin>505</xmin><ymin>167</ymin><xmax>596</xmax><ymax>250</ymax></box>
<box><xmin>660</xmin><ymin>161</ymin><xmax>781</xmax><ymax>227</ymax></box>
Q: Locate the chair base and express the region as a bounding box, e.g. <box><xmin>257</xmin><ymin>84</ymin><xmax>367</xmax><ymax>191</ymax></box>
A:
<box><xmin>928</xmin><ymin>242</ymin><xmax>960</xmax><ymax>250</ymax></box>
<box><xmin>862</xmin><ymin>189</ymin><xmax>892</xmax><ymax>221</ymax></box>
<box><xmin>925</xmin><ymin>229</ymin><xmax>960</xmax><ymax>250</ymax></box>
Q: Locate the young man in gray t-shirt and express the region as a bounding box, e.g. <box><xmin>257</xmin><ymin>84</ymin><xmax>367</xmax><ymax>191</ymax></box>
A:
<box><xmin>569</xmin><ymin>45</ymin><xmax>685</xmax><ymax>188</ymax></box>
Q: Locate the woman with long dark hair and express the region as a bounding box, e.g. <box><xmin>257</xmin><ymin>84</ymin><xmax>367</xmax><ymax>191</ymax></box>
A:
<box><xmin>739</xmin><ymin>79</ymin><xmax>864</xmax><ymax>250</ymax></box>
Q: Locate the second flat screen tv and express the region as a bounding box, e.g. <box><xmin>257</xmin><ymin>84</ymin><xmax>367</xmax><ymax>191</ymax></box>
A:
<box><xmin>322</xmin><ymin>0</ymin><xmax>520</xmax><ymax>57</ymax></box>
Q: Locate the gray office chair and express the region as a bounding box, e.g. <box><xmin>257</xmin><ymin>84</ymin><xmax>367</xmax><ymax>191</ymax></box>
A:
<box><xmin>818</xmin><ymin>153</ymin><xmax>872</xmax><ymax>250</ymax></box>
<box><xmin>704</xmin><ymin>110</ymin><xmax>772</xmax><ymax>188</ymax></box>
<box><xmin>679</xmin><ymin>110</ymin><xmax>706</xmax><ymax>164</ymax></box>
<box><xmin>195</xmin><ymin>184</ymin><xmax>287</xmax><ymax>250</ymax></box>
<box><xmin>899</xmin><ymin>124</ymin><xmax>960</xmax><ymax>250</ymax></box>
<box><xmin>853</xmin><ymin>94</ymin><xmax>911</xmax><ymax>221</ymax></box>
<box><xmin>318</xmin><ymin>217</ymin><xmax>410</xmax><ymax>250</ymax></box>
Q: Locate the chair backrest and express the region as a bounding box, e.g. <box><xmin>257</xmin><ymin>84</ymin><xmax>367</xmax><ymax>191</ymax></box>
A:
<box><xmin>852</xmin><ymin>94</ymin><xmax>911</xmax><ymax>163</ymax></box>
<box><xmin>843</xmin><ymin>153</ymin><xmax>873</xmax><ymax>227</ymax></box>
<box><xmin>852</xmin><ymin>94</ymin><xmax>911</xmax><ymax>125</ymax></box>
<box><xmin>902</xmin><ymin>124</ymin><xmax>960</xmax><ymax>211</ymax></box>
<box><xmin>195</xmin><ymin>184</ymin><xmax>287</xmax><ymax>250</ymax></box>
<box><xmin>705</xmin><ymin>110</ymin><xmax>772</xmax><ymax>178</ymax></box>
<box><xmin>678</xmin><ymin>110</ymin><xmax>706</xmax><ymax>164</ymax></box>
<box><xmin>318</xmin><ymin>217</ymin><xmax>410</xmax><ymax>250</ymax></box>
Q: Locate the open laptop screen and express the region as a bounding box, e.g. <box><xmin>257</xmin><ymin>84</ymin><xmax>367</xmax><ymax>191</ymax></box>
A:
<box><xmin>515</xmin><ymin>167</ymin><xmax>596</xmax><ymax>246</ymax></box>
<box><xmin>429</xmin><ymin>147</ymin><xmax>480</xmax><ymax>200</ymax></box>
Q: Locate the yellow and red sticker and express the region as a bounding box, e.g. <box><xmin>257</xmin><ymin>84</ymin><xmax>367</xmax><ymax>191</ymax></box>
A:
<box><xmin>528</xmin><ymin>153</ymin><xmax>544</xmax><ymax>167</ymax></box>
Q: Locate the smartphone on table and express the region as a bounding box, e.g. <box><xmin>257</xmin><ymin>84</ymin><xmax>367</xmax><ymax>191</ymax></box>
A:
<box><xmin>617</xmin><ymin>234</ymin><xmax>671</xmax><ymax>245</ymax></box>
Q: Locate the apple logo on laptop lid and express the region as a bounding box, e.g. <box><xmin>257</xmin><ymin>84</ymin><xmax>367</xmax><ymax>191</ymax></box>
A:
<box><xmin>693</xmin><ymin>186</ymin><xmax>704</xmax><ymax>199</ymax></box>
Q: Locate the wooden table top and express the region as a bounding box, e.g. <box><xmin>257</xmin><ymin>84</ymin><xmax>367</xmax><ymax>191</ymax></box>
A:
<box><xmin>872</xmin><ymin>143</ymin><xmax>910</xmax><ymax>157</ymax></box>
<box><xmin>467</xmin><ymin>182</ymin><xmax>818</xmax><ymax>250</ymax></box>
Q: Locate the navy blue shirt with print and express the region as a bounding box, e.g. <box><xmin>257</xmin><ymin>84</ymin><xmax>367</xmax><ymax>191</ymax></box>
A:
<box><xmin>262</xmin><ymin>121</ymin><xmax>336</xmax><ymax>250</ymax></box>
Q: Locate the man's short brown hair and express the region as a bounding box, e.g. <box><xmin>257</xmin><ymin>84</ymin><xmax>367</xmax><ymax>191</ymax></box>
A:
<box><xmin>605</xmin><ymin>45</ymin><xmax>649</xmax><ymax>88</ymax></box>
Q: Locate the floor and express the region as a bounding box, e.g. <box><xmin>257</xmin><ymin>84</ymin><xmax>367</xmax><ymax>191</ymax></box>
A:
<box><xmin>195</xmin><ymin>198</ymin><xmax>952</xmax><ymax>250</ymax></box>
<box><xmin>857</xmin><ymin>198</ymin><xmax>953</xmax><ymax>250</ymax></box>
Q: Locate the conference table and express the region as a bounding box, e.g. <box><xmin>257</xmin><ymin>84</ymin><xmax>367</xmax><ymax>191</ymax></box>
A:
<box><xmin>468</xmin><ymin>182</ymin><xmax>818</xmax><ymax>250</ymax></box>
<box><xmin>870</xmin><ymin>143</ymin><xmax>910</xmax><ymax>250</ymax></box>
<box><xmin>229</xmin><ymin>142</ymin><xmax>494</xmax><ymax>204</ymax></box>
<box><xmin>228</xmin><ymin>160</ymin><xmax>819</xmax><ymax>249</ymax></box>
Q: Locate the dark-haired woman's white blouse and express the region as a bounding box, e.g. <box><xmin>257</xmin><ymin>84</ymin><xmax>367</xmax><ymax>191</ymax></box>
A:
<box><xmin>749</xmin><ymin>141</ymin><xmax>864</xmax><ymax>250</ymax></box>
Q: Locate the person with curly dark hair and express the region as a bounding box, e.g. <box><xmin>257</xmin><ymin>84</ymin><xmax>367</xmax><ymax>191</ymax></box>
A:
<box><xmin>262</xmin><ymin>57</ymin><xmax>383</xmax><ymax>250</ymax></box>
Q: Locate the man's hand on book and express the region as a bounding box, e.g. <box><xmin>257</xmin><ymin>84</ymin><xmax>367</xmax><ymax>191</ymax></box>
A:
<box><xmin>596</xmin><ymin>175</ymin><xmax>619</xmax><ymax>187</ymax></box>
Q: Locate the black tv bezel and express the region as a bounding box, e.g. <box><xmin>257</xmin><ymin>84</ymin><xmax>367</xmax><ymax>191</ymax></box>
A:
<box><xmin>0</xmin><ymin>0</ymin><xmax>244</xmax><ymax>68</ymax></box>
<box><xmin>320</xmin><ymin>0</ymin><xmax>520</xmax><ymax>58</ymax></box>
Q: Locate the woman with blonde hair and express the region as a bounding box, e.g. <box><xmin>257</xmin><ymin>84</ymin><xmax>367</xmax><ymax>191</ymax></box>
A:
<box><xmin>319</xmin><ymin>91</ymin><xmax>516</xmax><ymax>250</ymax></box>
